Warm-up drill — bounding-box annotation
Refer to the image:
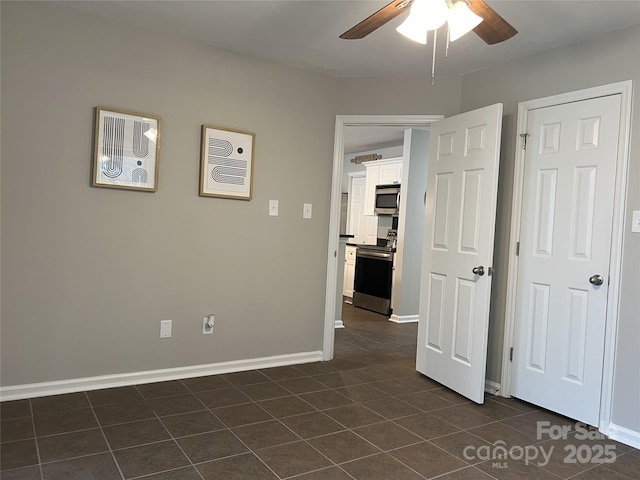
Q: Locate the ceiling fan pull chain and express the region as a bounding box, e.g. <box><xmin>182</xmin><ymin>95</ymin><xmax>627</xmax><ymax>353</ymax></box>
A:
<box><xmin>445</xmin><ymin>25</ymin><xmax>450</xmax><ymax>58</ymax></box>
<box><xmin>431</xmin><ymin>28</ymin><xmax>438</xmax><ymax>85</ymax></box>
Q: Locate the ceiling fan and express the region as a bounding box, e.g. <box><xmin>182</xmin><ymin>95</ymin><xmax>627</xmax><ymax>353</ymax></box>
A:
<box><xmin>340</xmin><ymin>0</ymin><xmax>517</xmax><ymax>45</ymax></box>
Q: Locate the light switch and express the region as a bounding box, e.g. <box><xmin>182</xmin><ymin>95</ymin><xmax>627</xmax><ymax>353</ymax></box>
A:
<box><xmin>269</xmin><ymin>200</ymin><xmax>278</xmax><ymax>216</ymax></box>
<box><xmin>632</xmin><ymin>210</ymin><xmax>640</xmax><ymax>233</ymax></box>
<box><xmin>303</xmin><ymin>203</ymin><xmax>312</xmax><ymax>219</ymax></box>
<box><xmin>160</xmin><ymin>320</ymin><xmax>172</xmax><ymax>338</ymax></box>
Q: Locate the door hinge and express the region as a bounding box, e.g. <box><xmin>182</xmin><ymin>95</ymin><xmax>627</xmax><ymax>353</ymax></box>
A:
<box><xmin>516</xmin><ymin>242</ymin><xmax>520</xmax><ymax>256</ymax></box>
<box><xmin>520</xmin><ymin>133</ymin><xmax>529</xmax><ymax>150</ymax></box>
<box><xmin>509</xmin><ymin>347</ymin><xmax>514</xmax><ymax>362</ymax></box>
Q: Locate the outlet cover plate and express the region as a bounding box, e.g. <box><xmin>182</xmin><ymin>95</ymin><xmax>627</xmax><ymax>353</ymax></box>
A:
<box><xmin>202</xmin><ymin>316</ymin><xmax>214</xmax><ymax>335</ymax></box>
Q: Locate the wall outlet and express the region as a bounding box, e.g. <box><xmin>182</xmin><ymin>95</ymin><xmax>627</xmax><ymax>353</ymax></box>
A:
<box><xmin>202</xmin><ymin>315</ymin><xmax>214</xmax><ymax>335</ymax></box>
<box><xmin>160</xmin><ymin>320</ymin><xmax>172</xmax><ymax>338</ymax></box>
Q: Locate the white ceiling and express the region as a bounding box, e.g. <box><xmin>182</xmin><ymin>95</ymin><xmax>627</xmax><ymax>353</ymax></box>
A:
<box><xmin>58</xmin><ymin>0</ymin><xmax>640</xmax><ymax>78</ymax></box>
<box><xmin>57</xmin><ymin>0</ymin><xmax>640</xmax><ymax>152</ymax></box>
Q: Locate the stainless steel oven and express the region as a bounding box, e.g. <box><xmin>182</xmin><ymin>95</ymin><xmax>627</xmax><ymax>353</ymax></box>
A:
<box><xmin>352</xmin><ymin>245</ymin><xmax>394</xmax><ymax>316</ymax></box>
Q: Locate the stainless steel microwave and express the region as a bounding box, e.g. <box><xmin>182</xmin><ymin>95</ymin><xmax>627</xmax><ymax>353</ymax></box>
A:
<box><xmin>375</xmin><ymin>184</ymin><xmax>400</xmax><ymax>215</ymax></box>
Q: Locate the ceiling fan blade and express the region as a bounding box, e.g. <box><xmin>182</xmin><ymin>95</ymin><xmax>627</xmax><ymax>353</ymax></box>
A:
<box><xmin>340</xmin><ymin>0</ymin><xmax>413</xmax><ymax>39</ymax></box>
<box><xmin>468</xmin><ymin>0</ymin><xmax>518</xmax><ymax>44</ymax></box>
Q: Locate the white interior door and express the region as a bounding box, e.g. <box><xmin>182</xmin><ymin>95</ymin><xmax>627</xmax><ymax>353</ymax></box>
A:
<box><xmin>416</xmin><ymin>104</ymin><xmax>503</xmax><ymax>403</ymax></box>
<box><xmin>348</xmin><ymin>175</ymin><xmax>366</xmax><ymax>242</ymax></box>
<box><xmin>511</xmin><ymin>94</ymin><xmax>622</xmax><ymax>426</ymax></box>
<box><xmin>348</xmin><ymin>174</ymin><xmax>378</xmax><ymax>245</ymax></box>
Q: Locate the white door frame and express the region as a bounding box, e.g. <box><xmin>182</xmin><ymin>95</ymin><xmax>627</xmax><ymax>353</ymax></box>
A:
<box><xmin>501</xmin><ymin>81</ymin><xmax>633</xmax><ymax>434</ymax></box>
<box><xmin>322</xmin><ymin>115</ymin><xmax>443</xmax><ymax>360</ymax></box>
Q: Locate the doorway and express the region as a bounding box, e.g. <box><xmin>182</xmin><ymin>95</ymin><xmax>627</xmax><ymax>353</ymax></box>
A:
<box><xmin>323</xmin><ymin>115</ymin><xmax>443</xmax><ymax>361</ymax></box>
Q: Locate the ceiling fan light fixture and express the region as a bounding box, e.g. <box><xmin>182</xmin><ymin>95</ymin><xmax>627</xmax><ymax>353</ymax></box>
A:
<box><xmin>395</xmin><ymin>15</ymin><xmax>429</xmax><ymax>44</ymax></box>
<box><xmin>418</xmin><ymin>0</ymin><xmax>449</xmax><ymax>30</ymax></box>
<box><xmin>396</xmin><ymin>0</ymin><xmax>450</xmax><ymax>44</ymax></box>
<box><xmin>448</xmin><ymin>0</ymin><xmax>483</xmax><ymax>41</ymax></box>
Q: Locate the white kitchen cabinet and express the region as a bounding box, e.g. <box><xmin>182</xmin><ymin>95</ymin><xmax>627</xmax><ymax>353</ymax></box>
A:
<box><xmin>343</xmin><ymin>245</ymin><xmax>357</xmax><ymax>299</ymax></box>
<box><xmin>363</xmin><ymin>158</ymin><xmax>403</xmax><ymax>215</ymax></box>
<box><xmin>379</xmin><ymin>161</ymin><xmax>402</xmax><ymax>185</ymax></box>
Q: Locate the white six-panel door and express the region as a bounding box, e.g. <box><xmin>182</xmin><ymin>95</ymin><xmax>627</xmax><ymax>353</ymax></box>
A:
<box><xmin>348</xmin><ymin>174</ymin><xmax>378</xmax><ymax>245</ymax></box>
<box><xmin>511</xmin><ymin>94</ymin><xmax>622</xmax><ymax>426</ymax></box>
<box><xmin>416</xmin><ymin>104</ymin><xmax>503</xmax><ymax>403</ymax></box>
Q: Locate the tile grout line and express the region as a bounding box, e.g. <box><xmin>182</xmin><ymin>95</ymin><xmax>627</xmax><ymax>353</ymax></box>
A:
<box><xmin>84</xmin><ymin>390</ymin><xmax>127</xmax><ymax>480</ymax></box>
<box><xmin>196</xmin><ymin>403</ymin><xmax>286</xmax><ymax>480</ymax></box>
<box><xmin>139</xmin><ymin>381</ymin><xmax>208</xmax><ymax>480</ymax></box>
<box><xmin>176</xmin><ymin>374</ymin><xmax>294</xmax><ymax>479</ymax></box>
<box><xmin>28</xmin><ymin>398</ymin><xmax>45</xmax><ymax>480</ymax></box>
<box><xmin>208</xmin><ymin>375</ymin><xmax>335</xmax><ymax>480</ymax></box>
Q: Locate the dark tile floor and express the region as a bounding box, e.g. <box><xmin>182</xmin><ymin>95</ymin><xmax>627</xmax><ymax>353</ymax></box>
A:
<box><xmin>1</xmin><ymin>303</ymin><xmax>639</xmax><ymax>479</ymax></box>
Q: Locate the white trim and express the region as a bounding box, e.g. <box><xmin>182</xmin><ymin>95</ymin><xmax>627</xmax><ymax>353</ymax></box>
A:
<box><xmin>335</xmin><ymin>320</ymin><xmax>345</xmax><ymax>329</ymax></box>
<box><xmin>485</xmin><ymin>380</ymin><xmax>501</xmax><ymax>395</ymax></box>
<box><xmin>388</xmin><ymin>314</ymin><xmax>419</xmax><ymax>324</ymax></box>
<box><xmin>501</xmin><ymin>80</ymin><xmax>633</xmax><ymax>438</ymax></box>
<box><xmin>601</xmin><ymin>423</ymin><xmax>640</xmax><ymax>450</ymax></box>
<box><xmin>0</xmin><ymin>351</ymin><xmax>323</xmax><ymax>402</ymax></box>
<box><xmin>323</xmin><ymin>115</ymin><xmax>443</xmax><ymax>361</ymax></box>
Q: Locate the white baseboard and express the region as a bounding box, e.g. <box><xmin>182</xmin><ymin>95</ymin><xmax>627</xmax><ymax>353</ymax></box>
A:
<box><xmin>0</xmin><ymin>350</ymin><xmax>324</xmax><ymax>402</ymax></box>
<box><xmin>485</xmin><ymin>380</ymin><xmax>501</xmax><ymax>395</ymax></box>
<box><xmin>335</xmin><ymin>320</ymin><xmax>345</xmax><ymax>329</ymax></box>
<box><xmin>389</xmin><ymin>314</ymin><xmax>419</xmax><ymax>324</ymax></box>
<box><xmin>601</xmin><ymin>422</ymin><xmax>640</xmax><ymax>449</ymax></box>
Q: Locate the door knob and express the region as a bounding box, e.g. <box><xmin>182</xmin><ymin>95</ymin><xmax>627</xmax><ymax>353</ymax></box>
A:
<box><xmin>589</xmin><ymin>274</ymin><xmax>604</xmax><ymax>286</ymax></box>
<box><xmin>472</xmin><ymin>266</ymin><xmax>485</xmax><ymax>276</ymax></box>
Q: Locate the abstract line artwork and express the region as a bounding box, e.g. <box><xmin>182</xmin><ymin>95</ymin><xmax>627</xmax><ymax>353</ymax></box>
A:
<box><xmin>200</xmin><ymin>125</ymin><xmax>255</xmax><ymax>200</ymax></box>
<box><xmin>133</xmin><ymin>121</ymin><xmax>151</xmax><ymax>158</ymax></box>
<box><xmin>101</xmin><ymin>117</ymin><xmax>125</xmax><ymax>178</ymax></box>
<box><xmin>93</xmin><ymin>107</ymin><xmax>161</xmax><ymax>192</ymax></box>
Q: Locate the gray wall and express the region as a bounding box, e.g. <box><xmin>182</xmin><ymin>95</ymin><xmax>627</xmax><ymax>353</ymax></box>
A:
<box><xmin>1</xmin><ymin>1</ymin><xmax>337</xmax><ymax>385</ymax></box>
<box><xmin>336</xmin><ymin>75</ymin><xmax>462</xmax><ymax>117</ymax></box>
<box><xmin>393</xmin><ymin>129</ymin><xmax>430</xmax><ymax>318</ymax></box>
<box><xmin>461</xmin><ymin>25</ymin><xmax>640</xmax><ymax>432</ymax></box>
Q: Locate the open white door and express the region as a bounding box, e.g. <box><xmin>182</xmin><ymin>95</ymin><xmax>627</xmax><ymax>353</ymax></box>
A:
<box><xmin>416</xmin><ymin>104</ymin><xmax>503</xmax><ymax>403</ymax></box>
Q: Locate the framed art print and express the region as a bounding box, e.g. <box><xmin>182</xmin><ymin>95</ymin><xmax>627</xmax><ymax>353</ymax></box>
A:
<box><xmin>93</xmin><ymin>106</ymin><xmax>161</xmax><ymax>192</ymax></box>
<box><xmin>200</xmin><ymin>124</ymin><xmax>255</xmax><ymax>200</ymax></box>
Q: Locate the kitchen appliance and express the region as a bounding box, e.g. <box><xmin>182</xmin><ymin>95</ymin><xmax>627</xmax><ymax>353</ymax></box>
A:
<box><xmin>375</xmin><ymin>184</ymin><xmax>400</xmax><ymax>215</ymax></box>
<box><xmin>352</xmin><ymin>244</ymin><xmax>394</xmax><ymax>316</ymax></box>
